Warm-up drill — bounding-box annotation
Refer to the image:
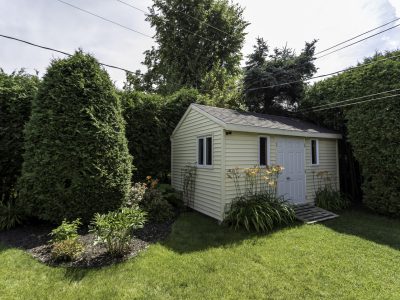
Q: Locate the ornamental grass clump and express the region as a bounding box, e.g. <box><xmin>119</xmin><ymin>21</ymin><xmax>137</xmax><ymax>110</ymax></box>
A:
<box><xmin>313</xmin><ymin>171</ymin><xmax>349</xmax><ymax>211</ymax></box>
<box><xmin>225</xmin><ymin>165</ymin><xmax>295</xmax><ymax>232</ymax></box>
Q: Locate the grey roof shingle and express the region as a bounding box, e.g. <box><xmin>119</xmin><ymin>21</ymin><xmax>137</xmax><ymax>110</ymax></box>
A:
<box><xmin>193</xmin><ymin>104</ymin><xmax>338</xmax><ymax>135</ymax></box>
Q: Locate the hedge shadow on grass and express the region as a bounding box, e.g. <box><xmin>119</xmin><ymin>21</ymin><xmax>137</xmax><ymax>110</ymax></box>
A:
<box><xmin>322</xmin><ymin>208</ymin><xmax>400</xmax><ymax>251</ymax></box>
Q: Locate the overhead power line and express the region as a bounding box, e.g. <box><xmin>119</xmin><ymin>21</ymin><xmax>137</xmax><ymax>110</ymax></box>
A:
<box><xmin>0</xmin><ymin>34</ymin><xmax>135</xmax><ymax>73</ymax></box>
<box><xmin>55</xmin><ymin>0</ymin><xmax>153</xmax><ymax>39</ymax></box>
<box><xmin>315</xmin><ymin>17</ymin><xmax>400</xmax><ymax>55</ymax></box>
<box><xmin>245</xmin><ymin>53</ymin><xmax>400</xmax><ymax>92</ymax></box>
<box><xmin>116</xmin><ymin>0</ymin><xmax>215</xmax><ymax>43</ymax></box>
<box><xmin>117</xmin><ymin>0</ymin><xmax>234</xmax><ymax>37</ymax></box>
<box><xmin>307</xmin><ymin>93</ymin><xmax>400</xmax><ymax>112</ymax></box>
<box><xmin>315</xmin><ymin>23</ymin><xmax>400</xmax><ymax>60</ymax></box>
<box><xmin>298</xmin><ymin>88</ymin><xmax>400</xmax><ymax>112</ymax></box>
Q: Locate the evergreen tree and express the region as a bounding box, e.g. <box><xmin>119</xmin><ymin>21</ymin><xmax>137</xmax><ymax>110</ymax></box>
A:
<box><xmin>19</xmin><ymin>51</ymin><xmax>132</xmax><ymax>223</ymax></box>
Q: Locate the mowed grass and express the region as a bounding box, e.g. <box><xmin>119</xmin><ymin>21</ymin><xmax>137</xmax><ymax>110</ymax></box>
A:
<box><xmin>0</xmin><ymin>209</ymin><xmax>399</xmax><ymax>300</ymax></box>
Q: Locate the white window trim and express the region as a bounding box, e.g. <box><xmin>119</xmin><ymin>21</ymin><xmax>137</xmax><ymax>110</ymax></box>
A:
<box><xmin>311</xmin><ymin>139</ymin><xmax>319</xmax><ymax>166</ymax></box>
<box><xmin>196</xmin><ymin>135</ymin><xmax>213</xmax><ymax>169</ymax></box>
<box><xmin>258</xmin><ymin>136</ymin><xmax>271</xmax><ymax>166</ymax></box>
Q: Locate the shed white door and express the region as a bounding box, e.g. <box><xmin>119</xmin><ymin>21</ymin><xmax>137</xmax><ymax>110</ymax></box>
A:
<box><xmin>276</xmin><ymin>138</ymin><xmax>306</xmax><ymax>204</ymax></box>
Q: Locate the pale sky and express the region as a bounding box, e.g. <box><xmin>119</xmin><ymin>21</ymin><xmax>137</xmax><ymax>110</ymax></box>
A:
<box><xmin>1</xmin><ymin>0</ymin><xmax>399</xmax><ymax>88</ymax></box>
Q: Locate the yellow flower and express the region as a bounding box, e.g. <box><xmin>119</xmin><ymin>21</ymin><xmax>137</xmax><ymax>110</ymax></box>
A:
<box><xmin>268</xmin><ymin>181</ymin><xmax>276</xmax><ymax>186</ymax></box>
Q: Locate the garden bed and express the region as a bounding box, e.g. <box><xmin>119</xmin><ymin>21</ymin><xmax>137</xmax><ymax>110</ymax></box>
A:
<box><xmin>0</xmin><ymin>219</ymin><xmax>174</xmax><ymax>268</ymax></box>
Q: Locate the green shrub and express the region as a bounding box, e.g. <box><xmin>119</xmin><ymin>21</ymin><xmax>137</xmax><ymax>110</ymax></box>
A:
<box><xmin>50</xmin><ymin>219</ymin><xmax>81</xmax><ymax>243</ymax></box>
<box><xmin>51</xmin><ymin>239</ymin><xmax>84</xmax><ymax>262</ymax></box>
<box><xmin>224</xmin><ymin>193</ymin><xmax>295</xmax><ymax>232</ymax></box>
<box><xmin>18</xmin><ymin>51</ymin><xmax>132</xmax><ymax>223</ymax></box>
<box><xmin>90</xmin><ymin>207</ymin><xmax>147</xmax><ymax>257</ymax></box>
<box><xmin>0</xmin><ymin>70</ymin><xmax>39</xmax><ymax>204</ymax></box>
<box><xmin>158</xmin><ymin>184</ymin><xmax>183</xmax><ymax>209</ymax></box>
<box><xmin>141</xmin><ymin>189</ymin><xmax>174</xmax><ymax>222</ymax></box>
<box><xmin>315</xmin><ymin>186</ymin><xmax>350</xmax><ymax>211</ymax></box>
<box><xmin>0</xmin><ymin>201</ymin><xmax>25</xmax><ymax>230</ymax></box>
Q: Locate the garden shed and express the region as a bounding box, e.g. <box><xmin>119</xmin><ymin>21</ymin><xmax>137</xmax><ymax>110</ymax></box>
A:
<box><xmin>171</xmin><ymin>104</ymin><xmax>342</xmax><ymax>221</ymax></box>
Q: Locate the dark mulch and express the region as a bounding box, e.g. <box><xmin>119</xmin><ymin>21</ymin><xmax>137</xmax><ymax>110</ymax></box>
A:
<box><xmin>0</xmin><ymin>219</ymin><xmax>175</xmax><ymax>268</ymax></box>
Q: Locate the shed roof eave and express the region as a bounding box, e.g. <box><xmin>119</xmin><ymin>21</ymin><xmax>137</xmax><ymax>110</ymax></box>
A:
<box><xmin>224</xmin><ymin>124</ymin><xmax>342</xmax><ymax>139</ymax></box>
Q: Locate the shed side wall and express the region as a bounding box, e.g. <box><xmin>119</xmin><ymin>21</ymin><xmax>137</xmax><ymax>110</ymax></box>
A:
<box><xmin>171</xmin><ymin>108</ymin><xmax>223</xmax><ymax>220</ymax></box>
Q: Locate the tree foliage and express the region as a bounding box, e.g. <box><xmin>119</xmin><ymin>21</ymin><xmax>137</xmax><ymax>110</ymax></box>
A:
<box><xmin>244</xmin><ymin>38</ymin><xmax>317</xmax><ymax>114</ymax></box>
<box><xmin>302</xmin><ymin>51</ymin><xmax>400</xmax><ymax>217</ymax></box>
<box><xmin>0</xmin><ymin>69</ymin><xmax>39</xmax><ymax>203</ymax></box>
<box><xmin>137</xmin><ymin>0</ymin><xmax>248</xmax><ymax>95</ymax></box>
<box><xmin>18</xmin><ymin>51</ymin><xmax>132</xmax><ymax>223</ymax></box>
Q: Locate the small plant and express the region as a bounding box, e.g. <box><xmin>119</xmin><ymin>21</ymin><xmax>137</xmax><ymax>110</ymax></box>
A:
<box><xmin>141</xmin><ymin>189</ymin><xmax>174</xmax><ymax>222</ymax></box>
<box><xmin>49</xmin><ymin>218</ymin><xmax>83</xmax><ymax>262</ymax></box>
<box><xmin>313</xmin><ymin>171</ymin><xmax>349</xmax><ymax>211</ymax></box>
<box><xmin>224</xmin><ymin>194</ymin><xmax>295</xmax><ymax>232</ymax></box>
<box><xmin>50</xmin><ymin>219</ymin><xmax>81</xmax><ymax>243</ymax></box>
<box><xmin>124</xmin><ymin>182</ymin><xmax>147</xmax><ymax>208</ymax></box>
<box><xmin>51</xmin><ymin>239</ymin><xmax>84</xmax><ymax>262</ymax></box>
<box><xmin>90</xmin><ymin>207</ymin><xmax>147</xmax><ymax>257</ymax></box>
<box><xmin>0</xmin><ymin>201</ymin><xmax>24</xmax><ymax>230</ymax></box>
<box><xmin>158</xmin><ymin>184</ymin><xmax>184</xmax><ymax>209</ymax></box>
<box><xmin>315</xmin><ymin>186</ymin><xmax>350</xmax><ymax>211</ymax></box>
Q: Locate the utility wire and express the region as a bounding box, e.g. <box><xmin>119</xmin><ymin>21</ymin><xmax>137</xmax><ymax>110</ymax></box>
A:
<box><xmin>315</xmin><ymin>17</ymin><xmax>400</xmax><ymax>55</ymax></box>
<box><xmin>315</xmin><ymin>23</ymin><xmax>400</xmax><ymax>60</ymax></box>
<box><xmin>0</xmin><ymin>34</ymin><xmax>136</xmax><ymax>73</ymax></box>
<box><xmin>298</xmin><ymin>88</ymin><xmax>400</xmax><ymax>112</ymax></box>
<box><xmin>116</xmin><ymin>0</ymin><xmax>215</xmax><ymax>43</ymax></box>
<box><xmin>56</xmin><ymin>0</ymin><xmax>153</xmax><ymax>38</ymax></box>
<box><xmin>307</xmin><ymin>93</ymin><xmax>400</xmax><ymax>112</ymax></box>
<box><xmin>245</xmin><ymin>53</ymin><xmax>400</xmax><ymax>92</ymax></box>
<box><xmin>117</xmin><ymin>0</ymin><xmax>234</xmax><ymax>37</ymax></box>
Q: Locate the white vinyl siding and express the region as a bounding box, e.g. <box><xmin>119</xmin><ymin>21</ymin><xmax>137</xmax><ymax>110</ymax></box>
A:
<box><xmin>224</xmin><ymin>132</ymin><xmax>277</xmax><ymax>210</ymax></box>
<box><xmin>171</xmin><ymin>108</ymin><xmax>223</xmax><ymax>220</ymax></box>
<box><xmin>305</xmin><ymin>138</ymin><xmax>339</xmax><ymax>203</ymax></box>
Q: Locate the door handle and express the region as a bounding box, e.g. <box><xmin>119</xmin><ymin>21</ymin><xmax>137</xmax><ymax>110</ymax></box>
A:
<box><xmin>286</xmin><ymin>177</ymin><xmax>290</xmax><ymax>180</ymax></box>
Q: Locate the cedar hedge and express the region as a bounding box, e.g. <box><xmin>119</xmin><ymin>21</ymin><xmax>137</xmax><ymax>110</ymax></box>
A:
<box><xmin>18</xmin><ymin>51</ymin><xmax>132</xmax><ymax>223</ymax></box>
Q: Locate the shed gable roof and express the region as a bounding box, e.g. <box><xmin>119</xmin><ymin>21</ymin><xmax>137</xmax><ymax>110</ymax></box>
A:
<box><xmin>172</xmin><ymin>104</ymin><xmax>341</xmax><ymax>139</ymax></box>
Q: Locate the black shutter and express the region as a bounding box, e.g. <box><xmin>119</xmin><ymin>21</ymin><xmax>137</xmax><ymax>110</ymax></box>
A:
<box><xmin>260</xmin><ymin>137</ymin><xmax>266</xmax><ymax>166</ymax></box>
<box><xmin>198</xmin><ymin>138</ymin><xmax>204</xmax><ymax>165</ymax></box>
<box><xmin>206</xmin><ymin>137</ymin><xmax>212</xmax><ymax>165</ymax></box>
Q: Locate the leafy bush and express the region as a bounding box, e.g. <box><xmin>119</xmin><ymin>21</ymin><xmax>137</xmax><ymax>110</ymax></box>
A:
<box><xmin>141</xmin><ymin>189</ymin><xmax>174</xmax><ymax>222</ymax></box>
<box><xmin>51</xmin><ymin>239</ymin><xmax>84</xmax><ymax>262</ymax></box>
<box><xmin>0</xmin><ymin>201</ymin><xmax>24</xmax><ymax>230</ymax></box>
<box><xmin>159</xmin><ymin>184</ymin><xmax>183</xmax><ymax>209</ymax></box>
<box><xmin>18</xmin><ymin>51</ymin><xmax>132</xmax><ymax>223</ymax></box>
<box><xmin>224</xmin><ymin>194</ymin><xmax>295</xmax><ymax>232</ymax></box>
<box><xmin>50</xmin><ymin>219</ymin><xmax>81</xmax><ymax>243</ymax></box>
<box><xmin>90</xmin><ymin>207</ymin><xmax>147</xmax><ymax>257</ymax></box>
<box><xmin>123</xmin><ymin>182</ymin><xmax>147</xmax><ymax>208</ymax></box>
<box><xmin>315</xmin><ymin>187</ymin><xmax>349</xmax><ymax>211</ymax></box>
<box><xmin>0</xmin><ymin>70</ymin><xmax>39</xmax><ymax>204</ymax></box>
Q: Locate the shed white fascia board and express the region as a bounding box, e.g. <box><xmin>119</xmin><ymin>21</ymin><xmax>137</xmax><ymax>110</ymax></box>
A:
<box><xmin>170</xmin><ymin>104</ymin><xmax>225</xmax><ymax>138</ymax></box>
<box><xmin>224</xmin><ymin>124</ymin><xmax>342</xmax><ymax>139</ymax></box>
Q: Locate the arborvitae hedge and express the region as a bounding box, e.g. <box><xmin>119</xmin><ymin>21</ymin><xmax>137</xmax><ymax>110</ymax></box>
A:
<box><xmin>18</xmin><ymin>52</ymin><xmax>132</xmax><ymax>223</ymax></box>
<box><xmin>122</xmin><ymin>88</ymin><xmax>205</xmax><ymax>181</ymax></box>
<box><xmin>0</xmin><ymin>70</ymin><xmax>39</xmax><ymax>203</ymax></box>
<box><xmin>303</xmin><ymin>51</ymin><xmax>400</xmax><ymax>217</ymax></box>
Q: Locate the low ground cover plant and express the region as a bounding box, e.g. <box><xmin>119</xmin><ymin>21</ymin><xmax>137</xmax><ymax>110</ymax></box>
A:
<box><xmin>224</xmin><ymin>165</ymin><xmax>295</xmax><ymax>232</ymax></box>
<box><xmin>90</xmin><ymin>207</ymin><xmax>147</xmax><ymax>257</ymax></box>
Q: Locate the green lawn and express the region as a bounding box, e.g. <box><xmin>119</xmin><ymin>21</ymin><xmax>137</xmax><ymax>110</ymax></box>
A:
<box><xmin>1</xmin><ymin>209</ymin><xmax>399</xmax><ymax>300</ymax></box>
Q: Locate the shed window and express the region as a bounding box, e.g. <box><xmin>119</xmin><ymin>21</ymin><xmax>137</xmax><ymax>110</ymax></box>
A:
<box><xmin>259</xmin><ymin>137</ymin><xmax>269</xmax><ymax>166</ymax></box>
<box><xmin>311</xmin><ymin>139</ymin><xmax>319</xmax><ymax>165</ymax></box>
<box><xmin>197</xmin><ymin>136</ymin><xmax>213</xmax><ymax>167</ymax></box>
